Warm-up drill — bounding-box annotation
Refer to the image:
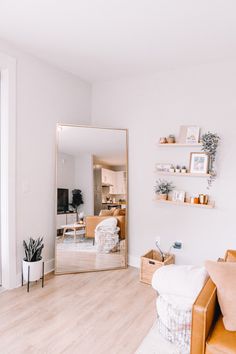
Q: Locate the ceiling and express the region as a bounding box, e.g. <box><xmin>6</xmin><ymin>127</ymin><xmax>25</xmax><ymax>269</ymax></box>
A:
<box><xmin>0</xmin><ymin>0</ymin><xmax>235</xmax><ymax>82</ymax></box>
<box><xmin>58</xmin><ymin>125</ymin><xmax>127</xmax><ymax>166</ymax></box>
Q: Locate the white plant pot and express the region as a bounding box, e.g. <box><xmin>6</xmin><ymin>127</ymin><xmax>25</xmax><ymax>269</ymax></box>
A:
<box><xmin>22</xmin><ymin>259</ymin><xmax>43</xmax><ymax>282</ymax></box>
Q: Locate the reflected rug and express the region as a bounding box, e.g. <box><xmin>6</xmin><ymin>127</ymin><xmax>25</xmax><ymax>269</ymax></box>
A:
<box><xmin>57</xmin><ymin>237</ymin><xmax>97</xmax><ymax>252</ymax></box>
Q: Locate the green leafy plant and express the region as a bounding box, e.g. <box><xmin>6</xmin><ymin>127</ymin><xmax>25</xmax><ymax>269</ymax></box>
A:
<box><xmin>23</xmin><ymin>237</ymin><xmax>44</xmax><ymax>262</ymax></box>
<box><xmin>71</xmin><ymin>189</ymin><xmax>84</xmax><ymax>212</ymax></box>
<box><xmin>155</xmin><ymin>179</ymin><xmax>175</xmax><ymax>195</ymax></box>
<box><xmin>201</xmin><ymin>132</ymin><xmax>220</xmax><ymax>188</ymax></box>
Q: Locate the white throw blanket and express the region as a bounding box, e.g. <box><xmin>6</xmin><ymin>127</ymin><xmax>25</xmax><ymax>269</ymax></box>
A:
<box><xmin>95</xmin><ymin>217</ymin><xmax>120</xmax><ymax>253</ymax></box>
<box><xmin>152</xmin><ymin>265</ymin><xmax>208</xmax><ymax>354</ymax></box>
<box><xmin>156</xmin><ymin>295</ymin><xmax>192</xmax><ymax>354</ymax></box>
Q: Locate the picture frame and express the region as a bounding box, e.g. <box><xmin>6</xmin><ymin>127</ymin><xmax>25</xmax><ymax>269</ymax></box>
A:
<box><xmin>155</xmin><ymin>163</ymin><xmax>172</xmax><ymax>173</ymax></box>
<box><xmin>172</xmin><ymin>190</ymin><xmax>185</xmax><ymax>202</ymax></box>
<box><xmin>189</xmin><ymin>152</ymin><xmax>209</xmax><ymax>174</ymax></box>
<box><xmin>186</xmin><ymin>126</ymin><xmax>200</xmax><ymax>144</ymax></box>
<box><xmin>178</xmin><ymin>125</ymin><xmax>200</xmax><ymax>144</ymax></box>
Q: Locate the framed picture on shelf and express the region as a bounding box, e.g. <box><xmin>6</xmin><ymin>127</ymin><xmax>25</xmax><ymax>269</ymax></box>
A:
<box><xmin>189</xmin><ymin>152</ymin><xmax>209</xmax><ymax>174</ymax></box>
<box><xmin>178</xmin><ymin>126</ymin><xmax>200</xmax><ymax>144</ymax></box>
<box><xmin>155</xmin><ymin>163</ymin><xmax>172</xmax><ymax>173</ymax></box>
<box><xmin>172</xmin><ymin>190</ymin><xmax>185</xmax><ymax>202</ymax></box>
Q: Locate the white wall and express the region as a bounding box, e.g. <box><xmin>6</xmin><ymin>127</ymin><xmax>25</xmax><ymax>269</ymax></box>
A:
<box><xmin>0</xmin><ymin>39</ymin><xmax>91</xmax><ymax>280</ymax></box>
<box><xmin>92</xmin><ymin>62</ymin><xmax>236</xmax><ymax>266</ymax></box>
<box><xmin>57</xmin><ymin>152</ymin><xmax>93</xmax><ymax>215</ymax></box>
<box><xmin>57</xmin><ymin>153</ymin><xmax>75</xmax><ymax>204</ymax></box>
<box><xmin>75</xmin><ymin>153</ymin><xmax>94</xmax><ymax>215</ymax></box>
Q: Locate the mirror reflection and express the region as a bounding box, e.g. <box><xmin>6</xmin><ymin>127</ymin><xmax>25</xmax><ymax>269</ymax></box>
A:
<box><xmin>55</xmin><ymin>125</ymin><xmax>127</xmax><ymax>274</ymax></box>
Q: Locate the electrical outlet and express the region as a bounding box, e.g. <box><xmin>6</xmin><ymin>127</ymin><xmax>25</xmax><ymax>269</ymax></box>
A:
<box><xmin>155</xmin><ymin>237</ymin><xmax>161</xmax><ymax>246</ymax></box>
<box><xmin>173</xmin><ymin>241</ymin><xmax>182</xmax><ymax>250</ymax></box>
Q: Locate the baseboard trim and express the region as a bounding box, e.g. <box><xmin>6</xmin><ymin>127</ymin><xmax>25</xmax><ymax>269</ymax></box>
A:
<box><xmin>45</xmin><ymin>258</ymin><xmax>55</xmax><ymax>274</ymax></box>
<box><xmin>16</xmin><ymin>258</ymin><xmax>55</xmax><ymax>287</ymax></box>
<box><xmin>15</xmin><ymin>255</ymin><xmax>139</xmax><ymax>288</ymax></box>
<box><xmin>128</xmin><ymin>255</ymin><xmax>140</xmax><ymax>268</ymax></box>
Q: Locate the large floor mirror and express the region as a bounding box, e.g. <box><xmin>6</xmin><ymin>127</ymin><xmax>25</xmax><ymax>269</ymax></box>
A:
<box><xmin>55</xmin><ymin>125</ymin><xmax>128</xmax><ymax>274</ymax></box>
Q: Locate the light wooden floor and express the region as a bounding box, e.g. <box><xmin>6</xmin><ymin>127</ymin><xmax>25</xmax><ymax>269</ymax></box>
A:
<box><xmin>56</xmin><ymin>238</ymin><xmax>126</xmax><ymax>273</ymax></box>
<box><xmin>0</xmin><ymin>267</ymin><xmax>156</xmax><ymax>354</ymax></box>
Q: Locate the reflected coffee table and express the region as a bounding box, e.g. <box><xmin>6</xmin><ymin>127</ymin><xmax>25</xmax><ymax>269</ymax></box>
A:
<box><xmin>61</xmin><ymin>222</ymin><xmax>86</xmax><ymax>242</ymax></box>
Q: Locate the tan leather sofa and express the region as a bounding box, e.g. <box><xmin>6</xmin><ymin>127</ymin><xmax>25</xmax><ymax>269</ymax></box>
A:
<box><xmin>190</xmin><ymin>250</ymin><xmax>236</xmax><ymax>354</ymax></box>
<box><xmin>85</xmin><ymin>215</ymin><xmax>126</xmax><ymax>240</ymax></box>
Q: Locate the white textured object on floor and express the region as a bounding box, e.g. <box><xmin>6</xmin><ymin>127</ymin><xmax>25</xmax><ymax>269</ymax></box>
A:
<box><xmin>95</xmin><ymin>217</ymin><xmax>119</xmax><ymax>253</ymax></box>
<box><xmin>135</xmin><ymin>320</ymin><xmax>181</xmax><ymax>354</ymax></box>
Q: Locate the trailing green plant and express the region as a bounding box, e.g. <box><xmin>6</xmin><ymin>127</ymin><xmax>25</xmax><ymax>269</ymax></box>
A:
<box><xmin>155</xmin><ymin>179</ymin><xmax>175</xmax><ymax>195</ymax></box>
<box><xmin>201</xmin><ymin>132</ymin><xmax>220</xmax><ymax>189</ymax></box>
<box><xmin>23</xmin><ymin>237</ymin><xmax>44</xmax><ymax>262</ymax></box>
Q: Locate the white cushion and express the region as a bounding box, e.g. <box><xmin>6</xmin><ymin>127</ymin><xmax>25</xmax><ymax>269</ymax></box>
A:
<box><xmin>152</xmin><ymin>264</ymin><xmax>208</xmax><ymax>303</ymax></box>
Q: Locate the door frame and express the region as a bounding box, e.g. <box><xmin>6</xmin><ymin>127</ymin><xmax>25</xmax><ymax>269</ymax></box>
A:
<box><xmin>0</xmin><ymin>52</ymin><xmax>17</xmax><ymax>289</ymax></box>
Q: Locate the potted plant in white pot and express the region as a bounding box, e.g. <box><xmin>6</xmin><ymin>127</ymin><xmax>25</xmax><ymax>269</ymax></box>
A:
<box><xmin>175</xmin><ymin>165</ymin><xmax>181</xmax><ymax>173</ymax></box>
<box><xmin>22</xmin><ymin>237</ymin><xmax>44</xmax><ymax>283</ymax></box>
<box><xmin>155</xmin><ymin>179</ymin><xmax>174</xmax><ymax>200</ymax></box>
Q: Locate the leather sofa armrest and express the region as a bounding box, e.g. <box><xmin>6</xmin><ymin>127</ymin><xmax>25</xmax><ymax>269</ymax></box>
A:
<box><xmin>85</xmin><ymin>216</ymin><xmax>126</xmax><ymax>239</ymax></box>
<box><xmin>85</xmin><ymin>216</ymin><xmax>103</xmax><ymax>238</ymax></box>
<box><xmin>115</xmin><ymin>216</ymin><xmax>126</xmax><ymax>240</ymax></box>
<box><xmin>190</xmin><ymin>277</ymin><xmax>218</xmax><ymax>354</ymax></box>
<box><xmin>225</xmin><ymin>249</ymin><xmax>236</xmax><ymax>262</ymax></box>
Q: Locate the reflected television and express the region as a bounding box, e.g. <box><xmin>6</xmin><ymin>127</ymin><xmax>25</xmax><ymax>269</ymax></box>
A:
<box><xmin>57</xmin><ymin>188</ymin><xmax>69</xmax><ymax>213</ymax></box>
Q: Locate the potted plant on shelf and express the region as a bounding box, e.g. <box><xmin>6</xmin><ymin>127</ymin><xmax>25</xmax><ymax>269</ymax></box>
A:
<box><xmin>155</xmin><ymin>179</ymin><xmax>174</xmax><ymax>200</ymax></box>
<box><xmin>181</xmin><ymin>166</ymin><xmax>187</xmax><ymax>173</ymax></box>
<box><xmin>167</xmin><ymin>134</ymin><xmax>175</xmax><ymax>144</ymax></box>
<box><xmin>22</xmin><ymin>237</ymin><xmax>44</xmax><ymax>282</ymax></box>
<box><xmin>175</xmin><ymin>165</ymin><xmax>181</xmax><ymax>173</ymax></box>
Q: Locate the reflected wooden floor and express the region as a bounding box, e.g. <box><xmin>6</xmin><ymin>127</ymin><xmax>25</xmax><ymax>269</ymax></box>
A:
<box><xmin>0</xmin><ymin>267</ymin><xmax>156</xmax><ymax>354</ymax></box>
<box><xmin>56</xmin><ymin>237</ymin><xmax>126</xmax><ymax>273</ymax></box>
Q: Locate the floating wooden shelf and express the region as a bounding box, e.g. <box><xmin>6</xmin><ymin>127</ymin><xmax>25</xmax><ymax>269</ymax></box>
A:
<box><xmin>155</xmin><ymin>171</ymin><xmax>210</xmax><ymax>178</ymax></box>
<box><xmin>155</xmin><ymin>199</ymin><xmax>215</xmax><ymax>209</ymax></box>
<box><xmin>158</xmin><ymin>143</ymin><xmax>202</xmax><ymax>147</ymax></box>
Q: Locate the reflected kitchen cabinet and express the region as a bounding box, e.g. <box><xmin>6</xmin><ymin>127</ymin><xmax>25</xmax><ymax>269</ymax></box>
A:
<box><xmin>101</xmin><ymin>168</ymin><xmax>114</xmax><ymax>187</ymax></box>
<box><xmin>102</xmin><ymin>168</ymin><xmax>126</xmax><ymax>195</ymax></box>
<box><xmin>114</xmin><ymin>171</ymin><xmax>126</xmax><ymax>195</ymax></box>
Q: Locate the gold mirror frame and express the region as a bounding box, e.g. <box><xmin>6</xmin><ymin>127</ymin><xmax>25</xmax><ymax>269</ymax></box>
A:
<box><xmin>54</xmin><ymin>124</ymin><xmax>128</xmax><ymax>274</ymax></box>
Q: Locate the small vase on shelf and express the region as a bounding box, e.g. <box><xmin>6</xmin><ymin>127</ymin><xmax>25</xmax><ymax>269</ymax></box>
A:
<box><xmin>166</xmin><ymin>135</ymin><xmax>175</xmax><ymax>144</ymax></box>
